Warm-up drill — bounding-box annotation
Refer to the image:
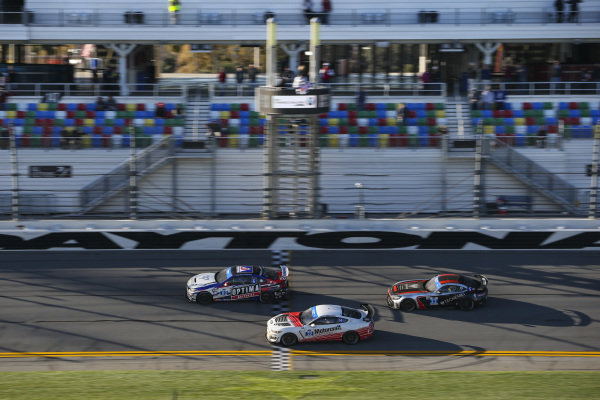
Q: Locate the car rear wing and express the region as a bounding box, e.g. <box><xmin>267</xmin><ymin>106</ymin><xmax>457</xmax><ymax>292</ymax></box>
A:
<box><xmin>360</xmin><ymin>303</ymin><xmax>375</xmax><ymax>322</ymax></box>
<box><xmin>474</xmin><ymin>274</ymin><xmax>488</xmax><ymax>288</ymax></box>
<box><xmin>280</xmin><ymin>265</ymin><xmax>289</xmax><ymax>279</ymax></box>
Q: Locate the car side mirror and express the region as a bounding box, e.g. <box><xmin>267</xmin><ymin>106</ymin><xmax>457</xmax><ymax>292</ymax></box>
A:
<box><xmin>310</xmin><ymin>323</ymin><xmax>315</xmax><ymax>328</ymax></box>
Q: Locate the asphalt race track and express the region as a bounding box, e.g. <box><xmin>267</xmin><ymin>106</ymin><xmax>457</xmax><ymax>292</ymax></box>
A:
<box><xmin>1</xmin><ymin>250</ymin><xmax>599</xmax><ymax>371</ymax></box>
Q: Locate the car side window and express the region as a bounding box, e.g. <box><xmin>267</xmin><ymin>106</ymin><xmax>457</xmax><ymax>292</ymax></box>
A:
<box><xmin>313</xmin><ymin>317</ymin><xmax>338</xmax><ymax>325</ymax></box>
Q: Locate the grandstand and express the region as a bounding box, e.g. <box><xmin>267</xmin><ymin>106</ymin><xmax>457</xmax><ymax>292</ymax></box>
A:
<box><xmin>1</xmin><ymin>0</ymin><xmax>599</xmax><ymax>219</ymax></box>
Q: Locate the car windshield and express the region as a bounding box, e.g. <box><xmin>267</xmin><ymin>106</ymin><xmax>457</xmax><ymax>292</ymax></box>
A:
<box><xmin>424</xmin><ymin>277</ymin><xmax>437</xmax><ymax>292</ymax></box>
<box><xmin>300</xmin><ymin>308</ymin><xmax>314</xmax><ymax>325</ymax></box>
<box><xmin>214</xmin><ymin>268</ymin><xmax>229</xmax><ymax>283</ymax></box>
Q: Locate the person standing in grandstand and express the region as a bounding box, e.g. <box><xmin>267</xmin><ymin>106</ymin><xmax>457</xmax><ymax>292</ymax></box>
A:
<box><xmin>567</xmin><ymin>0</ymin><xmax>580</xmax><ymax>23</ymax></box>
<box><xmin>555</xmin><ymin>0</ymin><xmax>564</xmax><ymax>22</ymax></box>
<box><xmin>247</xmin><ymin>64</ymin><xmax>258</xmax><ymax>84</ymax></box>
<box><xmin>218</xmin><ymin>69</ymin><xmax>227</xmax><ymax>95</ymax></box>
<box><xmin>303</xmin><ymin>0</ymin><xmax>314</xmax><ymax>24</ymax></box>
<box><xmin>321</xmin><ymin>0</ymin><xmax>332</xmax><ymax>24</ymax></box>
<box><xmin>356</xmin><ymin>87</ymin><xmax>366</xmax><ymax>111</ymax></box>
<box><xmin>235</xmin><ymin>66</ymin><xmax>245</xmax><ymax>85</ymax></box>
<box><xmin>169</xmin><ymin>0</ymin><xmax>181</xmax><ymax>24</ymax></box>
<box><xmin>319</xmin><ymin>62</ymin><xmax>334</xmax><ymax>84</ymax></box>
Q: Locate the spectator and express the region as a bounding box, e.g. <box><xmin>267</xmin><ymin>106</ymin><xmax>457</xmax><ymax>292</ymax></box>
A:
<box><xmin>175</xmin><ymin>104</ymin><xmax>185</xmax><ymax>116</ymax></box>
<box><xmin>95</xmin><ymin>96</ymin><xmax>106</xmax><ymax>111</ymax></box>
<box><xmin>169</xmin><ymin>0</ymin><xmax>181</xmax><ymax>24</ymax></box>
<box><xmin>292</xmin><ymin>67</ymin><xmax>308</xmax><ymax>88</ymax></box>
<box><xmin>281</xmin><ymin>67</ymin><xmax>295</xmax><ymax>87</ymax></box>
<box><xmin>6</xmin><ymin>65</ymin><xmax>17</xmax><ymax>90</ymax></box>
<box><xmin>480</xmin><ymin>64</ymin><xmax>492</xmax><ymax>86</ymax></box>
<box><xmin>106</xmin><ymin>95</ymin><xmax>118</xmax><ymax>111</ymax></box>
<box><xmin>247</xmin><ymin>64</ymin><xmax>258</xmax><ymax>84</ymax></box>
<box><xmin>549</xmin><ymin>60</ymin><xmax>562</xmax><ymax>82</ymax></box>
<box><xmin>356</xmin><ymin>87</ymin><xmax>366</xmax><ymax>111</ymax></box>
<box><xmin>479</xmin><ymin>86</ymin><xmax>494</xmax><ymax>110</ymax></box>
<box><xmin>470</xmin><ymin>89</ymin><xmax>481</xmax><ymax>110</ymax></box>
<box><xmin>467</xmin><ymin>62</ymin><xmax>478</xmax><ymax>93</ymax></box>
<box><xmin>0</xmin><ymin>124</ymin><xmax>9</xmax><ymax>150</ymax></box>
<box><xmin>72</xmin><ymin>127</ymin><xmax>83</xmax><ymax>149</ymax></box>
<box><xmin>396</xmin><ymin>103</ymin><xmax>409</xmax><ymax>125</ymax></box>
<box><xmin>156</xmin><ymin>102</ymin><xmax>167</xmax><ymax>118</ymax></box>
<box><xmin>494</xmin><ymin>86</ymin><xmax>507</xmax><ymax>110</ymax></box>
<box><xmin>0</xmin><ymin>88</ymin><xmax>9</xmax><ymax>111</ymax></box>
<box><xmin>303</xmin><ymin>0</ymin><xmax>314</xmax><ymax>24</ymax></box>
<box><xmin>319</xmin><ymin>62</ymin><xmax>335</xmax><ymax>84</ymax></box>
<box><xmin>235</xmin><ymin>66</ymin><xmax>245</xmax><ymax>85</ymax></box>
<box><xmin>321</xmin><ymin>0</ymin><xmax>332</xmax><ymax>24</ymax></box>
<box><xmin>537</xmin><ymin>126</ymin><xmax>548</xmax><ymax>148</ymax></box>
<box><xmin>218</xmin><ymin>69</ymin><xmax>227</xmax><ymax>95</ymax></box>
<box><xmin>567</xmin><ymin>0</ymin><xmax>579</xmax><ymax>23</ymax></box>
<box><xmin>555</xmin><ymin>0</ymin><xmax>564</xmax><ymax>22</ymax></box>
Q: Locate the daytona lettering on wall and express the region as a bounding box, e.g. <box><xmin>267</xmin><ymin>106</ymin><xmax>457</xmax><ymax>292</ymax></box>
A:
<box><xmin>0</xmin><ymin>231</ymin><xmax>600</xmax><ymax>250</ymax></box>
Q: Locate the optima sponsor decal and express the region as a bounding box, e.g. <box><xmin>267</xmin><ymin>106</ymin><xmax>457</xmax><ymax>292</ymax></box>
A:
<box><xmin>231</xmin><ymin>284</ymin><xmax>260</xmax><ymax>299</ymax></box>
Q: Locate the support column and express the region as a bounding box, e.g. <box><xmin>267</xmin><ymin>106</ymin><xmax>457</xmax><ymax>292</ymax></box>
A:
<box><xmin>108</xmin><ymin>43</ymin><xmax>136</xmax><ymax>96</ymax></box>
<box><xmin>475</xmin><ymin>42</ymin><xmax>501</xmax><ymax>67</ymax></box>
<box><xmin>280</xmin><ymin>42</ymin><xmax>307</xmax><ymax>73</ymax></box>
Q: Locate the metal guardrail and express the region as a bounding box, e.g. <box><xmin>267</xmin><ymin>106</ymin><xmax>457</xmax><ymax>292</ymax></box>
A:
<box><xmin>472</xmin><ymin>81</ymin><xmax>600</xmax><ymax>97</ymax></box>
<box><xmin>2</xmin><ymin>8</ymin><xmax>599</xmax><ymax>26</ymax></box>
<box><xmin>5</xmin><ymin>82</ymin><xmax>188</xmax><ymax>98</ymax></box>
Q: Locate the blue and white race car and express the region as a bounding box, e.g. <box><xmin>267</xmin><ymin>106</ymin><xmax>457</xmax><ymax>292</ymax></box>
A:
<box><xmin>186</xmin><ymin>265</ymin><xmax>289</xmax><ymax>304</ymax></box>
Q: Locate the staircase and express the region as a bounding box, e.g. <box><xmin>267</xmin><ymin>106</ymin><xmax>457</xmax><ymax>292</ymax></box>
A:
<box><xmin>445</xmin><ymin>98</ymin><xmax>473</xmax><ymax>138</ymax></box>
<box><xmin>184</xmin><ymin>87</ymin><xmax>211</xmax><ymax>140</ymax></box>
<box><xmin>483</xmin><ymin>136</ymin><xmax>581</xmax><ymax>215</ymax></box>
<box><xmin>79</xmin><ymin>137</ymin><xmax>177</xmax><ymax>213</ymax></box>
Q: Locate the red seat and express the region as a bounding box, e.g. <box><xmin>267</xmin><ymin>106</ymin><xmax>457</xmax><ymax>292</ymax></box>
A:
<box><xmin>136</xmin><ymin>103</ymin><xmax>145</xmax><ymax>111</ymax></box>
<box><xmin>526</xmin><ymin>118</ymin><xmax>536</xmax><ymax>125</ymax></box>
<box><xmin>75</xmin><ymin>119</ymin><xmax>84</xmax><ymax>126</ymax></box>
<box><xmin>250</xmin><ymin>126</ymin><xmax>261</xmax><ymax>135</ymax></box>
<box><xmin>504</xmin><ymin>110</ymin><xmax>513</xmax><ymax>118</ymax></box>
<box><xmin>117</xmin><ymin>103</ymin><xmax>126</xmax><ymax>111</ymax></box>
<box><xmin>378</xmin><ymin>118</ymin><xmax>387</xmax><ymax>126</ymax></box>
<box><xmin>86</xmin><ymin>111</ymin><xmax>95</xmax><ymax>118</ymax></box>
<box><xmin>398</xmin><ymin>133</ymin><xmax>408</xmax><ymax>147</ymax></box>
<box><xmin>359</xmin><ymin>126</ymin><xmax>368</xmax><ymax>134</ymax></box>
<box><xmin>43</xmin><ymin>126</ymin><xmax>53</xmax><ymax>134</ymax></box>
<box><xmin>339</xmin><ymin>126</ymin><xmax>348</xmax><ymax>134</ymax></box>
<box><xmin>429</xmin><ymin>133</ymin><xmax>440</xmax><ymax>147</ymax></box>
<box><xmin>35</xmin><ymin>118</ymin><xmax>44</xmax><ymax>126</ymax></box>
<box><xmin>523</xmin><ymin>102</ymin><xmax>532</xmax><ymax>110</ymax></box>
<box><xmin>320</xmin><ymin>126</ymin><xmax>328</xmax><ymax>134</ymax></box>
<box><xmin>42</xmin><ymin>131</ymin><xmax>52</xmax><ymax>147</ymax></box>
<box><xmin>240</xmin><ymin>103</ymin><xmax>249</xmax><ymax>111</ymax></box>
<box><xmin>93</xmin><ymin>126</ymin><xmax>103</xmax><ymax>134</ymax></box>
<box><xmin>102</xmin><ymin>134</ymin><xmax>112</xmax><ymax>147</ymax></box>
<box><xmin>113</xmin><ymin>126</ymin><xmax>123</xmax><ymax>134</ymax></box>
<box><xmin>493</xmin><ymin>110</ymin><xmax>503</xmax><ymax>118</ymax></box>
<box><xmin>163</xmin><ymin>126</ymin><xmax>173</xmax><ymax>135</ymax></box>
<box><xmin>230</xmin><ymin>111</ymin><xmax>239</xmax><ymax>118</ymax></box>
<box><xmin>17</xmin><ymin>111</ymin><xmax>25</xmax><ymax>118</ymax></box>
<box><xmin>338</xmin><ymin>103</ymin><xmax>347</xmax><ymax>111</ymax></box>
<box><xmin>67</xmin><ymin>111</ymin><xmax>76</xmax><ymax>119</ymax></box>
<box><xmin>568</xmin><ymin>117</ymin><xmax>580</xmax><ymax>125</ymax></box>
<box><xmin>319</xmin><ymin>113</ymin><xmax>327</xmax><ymax>119</ymax></box>
<box><xmin>348</xmin><ymin>110</ymin><xmax>357</xmax><ymax>118</ymax></box>
<box><xmin>365</xmin><ymin>103</ymin><xmax>376</xmax><ymax>111</ymax></box>
<box><xmin>58</xmin><ymin>103</ymin><xmax>67</xmax><ymax>111</ymax></box>
<box><xmin>219</xmin><ymin>119</ymin><xmax>229</xmax><ymax>127</ymax></box>
<box><xmin>348</xmin><ymin>118</ymin><xmax>357</xmax><ymax>126</ymax></box>
<box><xmin>77</xmin><ymin>103</ymin><xmax>86</xmax><ymax>111</ymax></box>
<box><xmin>569</xmin><ymin>102</ymin><xmax>578</xmax><ymax>110</ymax></box>
<box><xmin>44</xmin><ymin>119</ymin><xmax>54</xmax><ymax>126</ymax></box>
<box><xmin>427</xmin><ymin>118</ymin><xmax>436</xmax><ymax>126</ymax></box>
<box><xmin>548</xmin><ymin>125</ymin><xmax>558</xmax><ymax>133</ymax></box>
<box><xmin>389</xmin><ymin>133</ymin><xmax>398</xmax><ymax>147</ymax></box>
<box><xmin>425</xmin><ymin>103</ymin><xmax>434</xmax><ymax>111</ymax></box>
<box><xmin>408</xmin><ymin>110</ymin><xmax>416</xmax><ymax>118</ymax></box>
<box><xmin>21</xmin><ymin>134</ymin><xmax>30</xmax><ymax>147</ymax></box>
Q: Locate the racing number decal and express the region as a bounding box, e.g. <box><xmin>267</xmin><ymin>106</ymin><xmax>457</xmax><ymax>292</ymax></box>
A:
<box><xmin>429</xmin><ymin>297</ymin><xmax>438</xmax><ymax>306</ymax></box>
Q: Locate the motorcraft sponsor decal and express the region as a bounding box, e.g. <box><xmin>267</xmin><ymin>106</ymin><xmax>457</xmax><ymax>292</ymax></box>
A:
<box><xmin>1</xmin><ymin>230</ymin><xmax>600</xmax><ymax>250</ymax></box>
<box><xmin>304</xmin><ymin>325</ymin><xmax>342</xmax><ymax>337</ymax></box>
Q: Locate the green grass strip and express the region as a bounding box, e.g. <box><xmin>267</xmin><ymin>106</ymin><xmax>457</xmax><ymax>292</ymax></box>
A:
<box><xmin>1</xmin><ymin>371</ymin><xmax>599</xmax><ymax>400</ymax></box>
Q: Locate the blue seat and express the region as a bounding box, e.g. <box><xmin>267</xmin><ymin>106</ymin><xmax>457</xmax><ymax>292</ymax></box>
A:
<box><xmin>504</xmin><ymin>118</ymin><xmax>515</xmax><ymax>126</ymax></box>
<box><xmin>95</xmin><ymin>111</ymin><xmax>105</xmax><ymax>118</ymax></box>
<box><xmin>513</xmin><ymin>110</ymin><xmax>524</xmax><ymax>118</ymax></box>
<box><xmin>240</xmin><ymin>118</ymin><xmax>250</xmax><ymax>126</ymax></box>
<box><xmin>375</xmin><ymin>103</ymin><xmax>386</xmax><ymax>110</ymax></box>
<box><xmin>87</xmin><ymin>103</ymin><xmax>96</xmax><ymax>111</ymax></box>
<box><xmin>51</xmin><ymin>129</ymin><xmax>61</xmax><ymax>147</ymax></box>
<box><xmin>320</xmin><ymin>118</ymin><xmax>328</xmax><ymax>126</ymax></box>
<box><xmin>376</xmin><ymin>110</ymin><xmax>387</xmax><ymax>119</ymax></box>
<box><xmin>143</xmin><ymin>126</ymin><xmax>153</xmax><ymax>135</ymax></box>
<box><xmin>83</xmin><ymin>127</ymin><xmax>93</xmax><ymax>135</ymax></box>
<box><xmin>239</xmin><ymin>110</ymin><xmax>250</xmax><ymax>118</ymax></box>
<box><xmin>154</xmin><ymin>118</ymin><xmax>164</xmax><ymax>126</ymax></box>
<box><xmin>527</xmin><ymin>125</ymin><xmax>539</xmax><ymax>135</ymax></box>
<box><xmin>405</xmin><ymin>118</ymin><xmax>417</xmax><ymax>126</ymax></box>
<box><xmin>92</xmin><ymin>134</ymin><xmax>102</xmax><ymax>147</ymax></box>
<box><xmin>328</xmin><ymin>126</ymin><xmax>339</xmax><ymax>134</ymax></box>
<box><xmin>532</xmin><ymin>102</ymin><xmax>543</xmax><ymax>110</ymax></box>
<box><xmin>103</xmin><ymin>126</ymin><xmax>113</xmax><ymax>135</ymax></box>
<box><xmin>240</xmin><ymin>126</ymin><xmax>249</xmax><ymax>134</ymax></box>
<box><xmin>495</xmin><ymin>126</ymin><xmax>506</xmax><ymax>134</ymax></box>
<box><xmin>67</xmin><ymin>103</ymin><xmax>77</xmax><ymax>111</ymax></box>
<box><xmin>482</xmin><ymin>110</ymin><xmax>493</xmax><ymax>118</ymax></box>
<box><xmin>165</xmin><ymin>103</ymin><xmax>175</xmax><ymax>111</ymax></box>
<box><xmin>64</xmin><ymin>118</ymin><xmax>75</xmax><ymax>126</ymax></box>
<box><xmin>545</xmin><ymin>117</ymin><xmax>558</xmax><ymax>125</ymax></box>
<box><xmin>33</xmin><ymin>126</ymin><xmax>43</xmax><ymax>135</ymax></box>
<box><xmin>418</xmin><ymin>126</ymin><xmax>429</xmax><ymax>135</ymax></box>
<box><xmin>558</xmin><ymin>102</ymin><xmax>568</xmax><ymax>110</ymax></box>
<box><xmin>95</xmin><ymin>118</ymin><xmax>105</xmax><ymax>126</ymax></box>
<box><xmin>368</xmin><ymin>118</ymin><xmax>378</xmax><ymax>126</ymax></box>
<box><xmin>28</xmin><ymin>103</ymin><xmax>37</xmax><ymax>111</ymax></box>
<box><xmin>14</xmin><ymin>118</ymin><xmax>25</xmax><ymax>126</ymax></box>
<box><xmin>368</xmin><ymin>133</ymin><xmax>378</xmax><ymax>146</ymax></box>
<box><xmin>416</xmin><ymin>110</ymin><xmax>427</xmax><ymax>118</ymax></box>
<box><xmin>121</xmin><ymin>134</ymin><xmax>131</xmax><ymax>147</ymax></box>
<box><xmin>389</xmin><ymin>126</ymin><xmax>399</xmax><ymax>134</ymax></box>
<box><xmin>349</xmin><ymin>134</ymin><xmax>359</xmax><ymax>147</ymax></box>
<box><xmin>418</xmin><ymin>132</ymin><xmax>429</xmax><ymax>147</ymax></box>
<box><xmin>568</xmin><ymin>110</ymin><xmax>581</xmax><ymax>118</ymax></box>
<box><xmin>134</xmin><ymin>111</ymin><xmax>145</xmax><ymax>118</ymax></box>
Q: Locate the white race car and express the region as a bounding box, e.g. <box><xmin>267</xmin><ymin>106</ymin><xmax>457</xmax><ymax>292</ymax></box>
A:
<box><xmin>266</xmin><ymin>304</ymin><xmax>375</xmax><ymax>346</ymax></box>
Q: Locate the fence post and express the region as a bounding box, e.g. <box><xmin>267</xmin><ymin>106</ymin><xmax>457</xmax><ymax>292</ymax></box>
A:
<box><xmin>473</xmin><ymin>134</ymin><xmax>485</xmax><ymax>218</ymax></box>
<box><xmin>129</xmin><ymin>126</ymin><xmax>138</xmax><ymax>220</ymax></box>
<box><xmin>9</xmin><ymin>125</ymin><xmax>19</xmax><ymax>221</ymax></box>
<box><xmin>589</xmin><ymin>123</ymin><xmax>600</xmax><ymax>218</ymax></box>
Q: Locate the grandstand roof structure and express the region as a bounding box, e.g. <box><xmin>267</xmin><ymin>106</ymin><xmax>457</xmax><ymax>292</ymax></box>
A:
<box><xmin>1</xmin><ymin>0</ymin><xmax>599</xmax><ymax>44</ymax></box>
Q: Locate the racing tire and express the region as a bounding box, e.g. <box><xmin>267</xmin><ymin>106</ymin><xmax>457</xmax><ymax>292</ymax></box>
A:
<box><xmin>342</xmin><ymin>331</ymin><xmax>360</xmax><ymax>345</ymax></box>
<box><xmin>260</xmin><ymin>291</ymin><xmax>275</xmax><ymax>304</ymax></box>
<box><xmin>196</xmin><ymin>292</ymin><xmax>213</xmax><ymax>305</ymax></box>
<box><xmin>399</xmin><ymin>299</ymin><xmax>417</xmax><ymax>312</ymax></box>
<box><xmin>458</xmin><ymin>298</ymin><xmax>475</xmax><ymax>311</ymax></box>
<box><xmin>280</xmin><ymin>333</ymin><xmax>298</xmax><ymax>347</ymax></box>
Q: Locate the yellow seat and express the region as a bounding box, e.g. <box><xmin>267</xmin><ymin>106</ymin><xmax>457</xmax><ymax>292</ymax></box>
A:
<box><xmin>328</xmin><ymin>134</ymin><xmax>338</xmax><ymax>147</ymax></box>
<box><xmin>81</xmin><ymin>134</ymin><xmax>92</xmax><ymax>148</ymax></box>
<box><xmin>435</xmin><ymin>110</ymin><xmax>446</xmax><ymax>118</ymax></box>
<box><xmin>145</xmin><ymin>119</ymin><xmax>155</xmax><ymax>127</ymax></box>
<box><xmin>220</xmin><ymin>111</ymin><xmax>230</xmax><ymax>119</ymax></box>
<box><xmin>379</xmin><ymin>133</ymin><xmax>389</xmax><ymax>147</ymax></box>
<box><xmin>228</xmin><ymin>133</ymin><xmax>238</xmax><ymax>148</ymax></box>
<box><xmin>125</xmin><ymin>103</ymin><xmax>136</xmax><ymax>111</ymax></box>
<box><xmin>328</xmin><ymin>118</ymin><xmax>339</xmax><ymax>126</ymax></box>
<box><xmin>514</xmin><ymin>118</ymin><xmax>525</xmax><ymax>126</ymax></box>
<box><xmin>37</xmin><ymin>103</ymin><xmax>48</xmax><ymax>111</ymax></box>
<box><xmin>84</xmin><ymin>118</ymin><xmax>94</xmax><ymax>127</ymax></box>
<box><xmin>6</xmin><ymin>110</ymin><xmax>16</xmax><ymax>118</ymax></box>
<box><xmin>484</xmin><ymin>125</ymin><xmax>495</xmax><ymax>134</ymax></box>
<box><xmin>386</xmin><ymin>118</ymin><xmax>396</xmax><ymax>126</ymax></box>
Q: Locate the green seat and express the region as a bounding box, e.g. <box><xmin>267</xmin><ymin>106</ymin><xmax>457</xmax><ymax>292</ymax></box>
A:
<box><xmin>319</xmin><ymin>134</ymin><xmax>328</xmax><ymax>147</ymax></box>
<box><xmin>117</xmin><ymin>111</ymin><xmax>126</xmax><ymax>118</ymax></box>
<box><xmin>26</xmin><ymin>111</ymin><xmax>35</xmax><ymax>118</ymax></box>
<box><xmin>250</xmin><ymin>111</ymin><xmax>260</xmax><ymax>118</ymax></box>
<box><xmin>506</xmin><ymin>125</ymin><xmax>515</xmax><ymax>134</ymax></box>
<box><xmin>426</xmin><ymin>110</ymin><xmax>435</xmax><ymax>118</ymax></box>
<box><xmin>105</xmin><ymin>118</ymin><xmax>114</xmax><ymax>126</ymax></box>
<box><xmin>581</xmin><ymin>109</ymin><xmax>591</xmax><ymax>117</ymax></box>
<box><xmin>368</xmin><ymin>111</ymin><xmax>377</xmax><ymax>118</ymax></box>
<box><xmin>175</xmin><ymin>118</ymin><xmax>184</xmax><ymax>126</ymax></box>
<box><xmin>398</xmin><ymin>126</ymin><xmax>407</xmax><ymax>134</ymax></box>
<box><xmin>494</xmin><ymin>118</ymin><xmax>504</xmax><ymax>126</ymax></box>
<box><xmin>25</xmin><ymin>118</ymin><xmax>35</xmax><ymax>126</ymax></box>
<box><xmin>228</xmin><ymin>126</ymin><xmax>239</xmax><ymax>134</ymax></box>
<box><xmin>338</xmin><ymin>118</ymin><xmax>348</xmax><ymax>126</ymax></box>
<box><xmin>346</xmin><ymin>103</ymin><xmax>357</xmax><ymax>111</ymax></box>
<box><xmin>7</xmin><ymin>103</ymin><xmax>17</xmax><ymax>111</ymax></box>
<box><xmin>579</xmin><ymin>102</ymin><xmax>589</xmax><ymax>110</ymax></box>
<box><xmin>524</xmin><ymin>110</ymin><xmax>535</xmax><ymax>118</ymax></box>
<box><xmin>428</xmin><ymin>126</ymin><xmax>437</xmax><ymax>134</ymax></box>
<box><xmin>348</xmin><ymin>126</ymin><xmax>358</xmax><ymax>134</ymax></box>
<box><xmin>563</xmin><ymin>126</ymin><xmax>572</xmax><ymax>139</ymax></box>
<box><xmin>230</xmin><ymin>103</ymin><xmax>240</xmax><ymax>111</ymax></box>
<box><xmin>558</xmin><ymin>110</ymin><xmax>569</xmax><ymax>118</ymax></box>
<box><xmin>386</xmin><ymin>103</ymin><xmax>396</xmax><ymax>110</ymax></box>
<box><xmin>54</xmin><ymin>119</ymin><xmax>64</xmax><ymax>126</ymax></box>
<box><xmin>483</xmin><ymin>118</ymin><xmax>494</xmax><ymax>126</ymax></box>
<box><xmin>165</xmin><ymin>119</ymin><xmax>175</xmax><ymax>127</ymax></box>
<box><xmin>357</xmin><ymin>111</ymin><xmax>369</xmax><ymax>118</ymax></box>
<box><xmin>358</xmin><ymin>134</ymin><xmax>368</xmax><ymax>147</ymax></box>
<box><xmin>249</xmin><ymin>118</ymin><xmax>259</xmax><ymax>127</ymax></box>
<box><xmin>408</xmin><ymin>133</ymin><xmax>418</xmax><ymax>148</ymax></box>
<box><xmin>30</xmin><ymin>134</ymin><xmax>41</xmax><ymax>147</ymax></box>
<box><xmin>471</xmin><ymin>110</ymin><xmax>482</xmax><ymax>118</ymax></box>
<box><xmin>24</xmin><ymin>126</ymin><xmax>33</xmax><ymax>134</ymax></box>
<box><xmin>435</xmin><ymin>103</ymin><xmax>445</xmax><ymax>110</ymax></box>
<box><xmin>543</xmin><ymin>102</ymin><xmax>553</xmax><ymax>110</ymax></box>
<box><xmin>417</xmin><ymin>118</ymin><xmax>427</xmax><ymax>126</ymax></box>
<box><xmin>48</xmin><ymin>103</ymin><xmax>57</xmax><ymax>111</ymax></box>
<box><xmin>75</xmin><ymin>111</ymin><xmax>86</xmax><ymax>118</ymax></box>
<box><xmin>535</xmin><ymin>117</ymin><xmax>545</xmax><ymax>125</ymax></box>
<box><xmin>368</xmin><ymin>126</ymin><xmax>378</xmax><ymax>134</ymax></box>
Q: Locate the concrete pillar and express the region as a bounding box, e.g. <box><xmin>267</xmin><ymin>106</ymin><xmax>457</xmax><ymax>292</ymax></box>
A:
<box><xmin>107</xmin><ymin>43</ymin><xmax>136</xmax><ymax>96</ymax></box>
<box><xmin>281</xmin><ymin>42</ymin><xmax>307</xmax><ymax>73</ymax></box>
<box><xmin>475</xmin><ymin>42</ymin><xmax>501</xmax><ymax>67</ymax></box>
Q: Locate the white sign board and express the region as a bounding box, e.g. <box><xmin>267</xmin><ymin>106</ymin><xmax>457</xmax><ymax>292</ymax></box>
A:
<box><xmin>272</xmin><ymin>95</ymin><xmax>318</xmax><ymax>109</ymax></box>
